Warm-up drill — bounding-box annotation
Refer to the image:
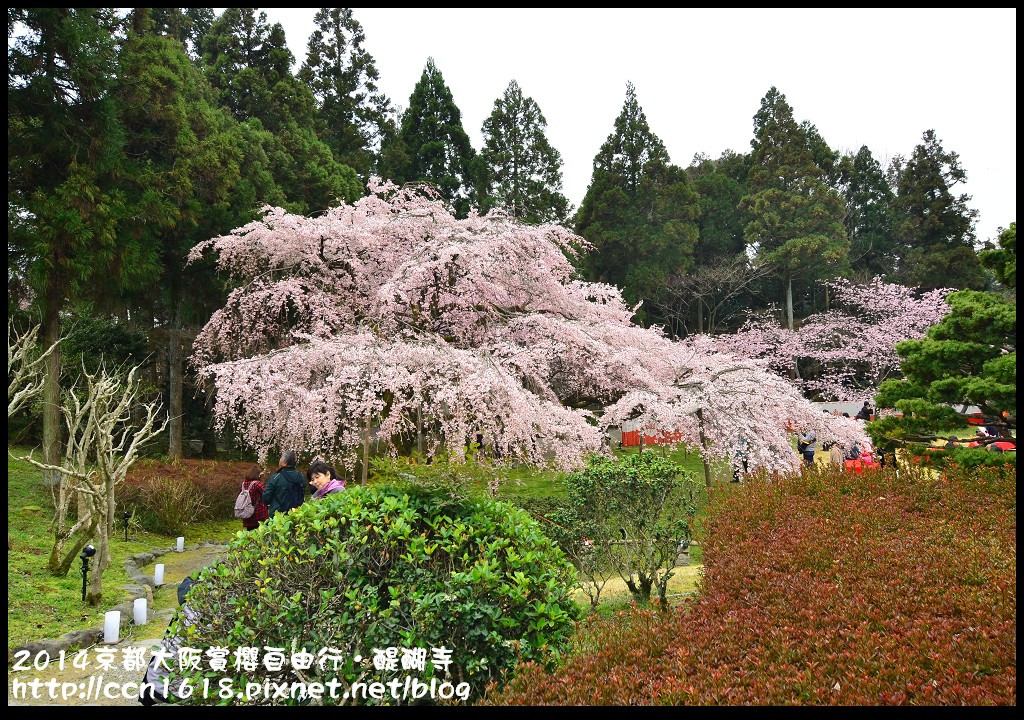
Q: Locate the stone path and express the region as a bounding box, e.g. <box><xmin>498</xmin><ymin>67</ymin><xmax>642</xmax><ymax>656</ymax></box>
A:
<box><xmin>8</xmin><ymin>544</ymin><xmax>227</xmax><ymax>707</ymax></box>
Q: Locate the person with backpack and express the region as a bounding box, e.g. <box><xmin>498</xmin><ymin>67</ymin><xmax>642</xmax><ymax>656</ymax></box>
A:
<box><xmin>262</xmin><ymin>450</ymin><xmax>306</xmax><ymax>518</ymax></box>
<box><xmin>235</xmin><ymin>463</ymin><xmax>269</xmax><ymax>530</ymax></box>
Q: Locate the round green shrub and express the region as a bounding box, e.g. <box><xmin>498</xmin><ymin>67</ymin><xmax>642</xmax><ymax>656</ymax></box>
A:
<box><xmin>170</xmin><ymin>483</ymin><xmax>582</xmax><ymax>705</ymax></box>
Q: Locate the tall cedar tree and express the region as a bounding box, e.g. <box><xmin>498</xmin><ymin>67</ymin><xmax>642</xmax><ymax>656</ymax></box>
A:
<box><xmin>840</xmin><ymin>145</ymin><xmax>898</xmax><ymax>278</ymax></box>
<box><xmin>200</xmin><ymin>8</ymin><xmax>360</xmax><ymax>213</ymax></box>
<box><xmin>575</xmin><ymin>83</ymin><xmax>700</xmax><ymax>325</ymax></box>
<box><xmin>397</xmin><ymin>58</ymin><xmax>480</xmax><ymax>218</ymax></box>
<box><xmin>480</xmin><ymin>80</ymin><xmax>570</xmax><ymax>225</ymax></box>
<box><xmin>117</xmin><ymin>10</ymin><xmax>279</xmax><ymax>457</ymax></box>
<box><xmin>677</xmin><ymin>151</ymin><xmax>753</xmax><ymax>334</ymax></box>
<box><xmin>8</xmin><ymin>8</ymin><xmax>156</xmax><ymax>484</ymax></box>
<box><xmin>802</xmin><ymin>120</ymin><xmax>842</xmax><ymax>188</ymax></box>
<box><xmin>688</xmin><ymin>150</ymin><xmax>750</xmax><ymax>261</ymax></box>
<box><xmin>740</xmin><ymin>87</ymin><xmax>849</xmax><ymax>330</ymax></box>
<box><xmin>201</xmin><ymin>8</ymin><xmax>279</xmax><ymax>122</ymax></box>
<box><xmin>148</xmin><ymin>8</ymin><xmax>213</xmax><ymax>59</ymax></box>
<box><xmin>892</xmin><ymin>129</ymin><xmax>984</xmax><ymax>290</ymax></box>
<box><xmin>299</xmin><ymin>8</ymin><xmax>391</xmax><ymax>181</ymax></box>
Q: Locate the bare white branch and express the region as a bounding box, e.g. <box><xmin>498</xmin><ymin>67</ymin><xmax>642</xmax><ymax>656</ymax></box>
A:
<box><xmin>8</xmin><ymin>321</ymin><xmax>59</xmax><ymax>418</ymax></box>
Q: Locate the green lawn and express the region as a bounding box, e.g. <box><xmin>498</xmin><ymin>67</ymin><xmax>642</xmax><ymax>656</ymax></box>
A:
<box><xmin>6</xmin><ymin>448</ymin><xmax>238</xmax><ymax>655</ymax></box>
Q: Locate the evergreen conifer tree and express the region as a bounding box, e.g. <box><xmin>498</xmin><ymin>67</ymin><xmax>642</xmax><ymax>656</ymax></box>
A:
<box><xmin>840</xmin><ymin>145</ymin><xmax>898</xmax><ymax>278</ymax></box>
<box><xmin>8</xmin><ymin>8</ymin><xmax>149</xmax><ymax>483</ymax></box>
<box><xmin>199</xmin><ymin>8</ymin><xmax>360</xmax><ymax>211</ymax></box>
<box><xmin>299</xmin><ymin>7</ymin><xmax>391</xmax><ymax>180</ymax></box>
<box><xmin>740</xmin><ymin>87</ymin><xmax>849</xmax><ymax>330</ymax></box>
<box><xmin>480</xmin><ymin>80</ymin><xmax>570</xmax><ymax>224</ymax></box>
<box><xmin>575</xmin><ymin>83</ymin><xmax>699</xmax><ymax>325</ymax></box>
<box><xmin>398</xmin><ymin>58</ymin><xmax>480</xmax><ymax>218</ymax></box>
<box><xmin>892</xmin><ymin>130</ymin><xmax>984</xmax><ymax>290</ymax></box>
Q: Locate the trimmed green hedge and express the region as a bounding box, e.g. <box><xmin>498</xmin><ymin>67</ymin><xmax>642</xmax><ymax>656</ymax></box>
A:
<box><xmin>171</xmin><ymin>483</ymin><xmax>581</xmax><ymax>705</ymax></box>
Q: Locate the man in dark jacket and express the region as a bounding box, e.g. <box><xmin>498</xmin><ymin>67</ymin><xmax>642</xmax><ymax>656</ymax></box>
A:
<box><xmin>262</xmin><ymin>450</ymin><xmax>306</xmax><ymax>518</ymax></box>
<box><xmin>855</xmin><ymin>401</ymin><xmax>874</xmax><ymax>421</ymax></box>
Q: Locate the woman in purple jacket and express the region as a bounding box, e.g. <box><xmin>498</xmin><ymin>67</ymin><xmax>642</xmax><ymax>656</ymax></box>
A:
<box><xmin>307</xmin><ymin>460</ymin><xmax>346</xmax><ymax>499</ymax></box>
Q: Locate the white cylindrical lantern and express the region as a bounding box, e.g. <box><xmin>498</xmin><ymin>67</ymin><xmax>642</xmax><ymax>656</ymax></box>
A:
<box><xmin>103</xmin><ymin>610</ymin><xmax>120</xmax><ymax>644</ymax></box>
<box><xmin>176</xmin><ymin>537</ymin><xmax>185</xmax><ymax>552</ymax></box>
<box><xmin>154</xmin><ymin>563</ymin><xmax>165</xmax><ymax>586</ymax></box>
<box><xmin>133</xmin><ymin>597</ymin><xmax>147</xmax><ymax>626</ymax></box>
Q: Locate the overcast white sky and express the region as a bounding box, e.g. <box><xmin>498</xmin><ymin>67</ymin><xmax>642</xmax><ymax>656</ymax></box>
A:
<box><xmin>260</xmin><ymin>7</ymin><xmax>1015</xmax><ymax>244</ymax></box>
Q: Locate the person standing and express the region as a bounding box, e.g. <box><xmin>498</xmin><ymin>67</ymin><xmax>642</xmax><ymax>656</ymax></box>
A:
<box><xmin>262</xmin><ymin>450</ymin><xmax>306</xmax><ymax>518</ymax></box>
<box><xmin>307</xmin><ymin>460</ymin><xmax>346</xmax><ymax>498</ymax></box>
<box><xmin>732</xmin><ymin>436</ymin><xmax>749</xmax><ymax>482</ymax></box>
<box><xmin>799</xmin><ymin>429</ymin><xmax>817</xmax><ymax>466</ymax></box>
<box><xmin>829</xmin><ymin>441</ymin><xmax>844</xmax><ymax>467</ymax></box>
<box><xmin>238</xmin><ymin>464</ymin><xmax>269</xmax><ymax>531</ymax></box>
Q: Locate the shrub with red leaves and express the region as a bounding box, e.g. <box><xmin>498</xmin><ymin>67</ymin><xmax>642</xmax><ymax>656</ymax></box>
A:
<box><xmin>488</xmin><ymin>463</ymin><xmax>1016</xmax><ymax>705</ymax></box>
<box><xmin>120</xmin><ymin>458</ymin><xmax>268</xmax><ymax>532</ymax></box>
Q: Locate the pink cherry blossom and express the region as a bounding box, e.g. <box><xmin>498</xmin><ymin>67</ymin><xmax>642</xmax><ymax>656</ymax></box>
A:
<box><xmin>190</xmin><ymin>180</ymin><xmax>868</xmax><ymax>474</ymax></box>
<box><xmin>712</xmin><ymin>278</ymin><xmax>951</xmax><ymax>402</ymax></box>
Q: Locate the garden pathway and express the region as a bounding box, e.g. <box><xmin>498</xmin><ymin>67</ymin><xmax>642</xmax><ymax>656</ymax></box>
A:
<box><xmin>8</xmin><ymin>543</ymin><xmax>227</xmax><ymax>706</ymax></box>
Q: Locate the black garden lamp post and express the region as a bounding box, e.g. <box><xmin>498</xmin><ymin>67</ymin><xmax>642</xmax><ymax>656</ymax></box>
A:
<box><xmin>80</xmin><ymin>544</ymin><xmax>96</xmax><ymax>602</ymax></box>
<box><xmin>123</xmin><ymin>510</ymin><xmax>131</xmax><ymax>542</ymax></box>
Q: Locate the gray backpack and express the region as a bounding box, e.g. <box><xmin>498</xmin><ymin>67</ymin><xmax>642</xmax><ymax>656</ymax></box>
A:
<box><xmin>233</xmin><ymin>482</ymin><xmax>256</xmax><ymax>519</ymax></box>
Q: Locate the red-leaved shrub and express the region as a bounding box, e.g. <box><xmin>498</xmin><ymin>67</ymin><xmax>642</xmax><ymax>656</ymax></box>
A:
<box><xmin>488</xmin><ymin>462</ymin><xmax>1016</xmax><ymax>705</ymax></box>
<box><xmin>120</xmin><ymin>458</ymin><xmax>269</xmax><ymax>533</ymax></box>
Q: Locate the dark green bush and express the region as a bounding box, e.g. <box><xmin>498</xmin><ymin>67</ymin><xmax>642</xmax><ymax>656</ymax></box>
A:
<box><xmin>170</xmin><ymin>483</ymin><xmax>582</xmax><ymax>705</ymax></box>
<box><xmin>61</xmin><ymin>313</ymin><xmax>152</xmax><ymax>380</ymax></box>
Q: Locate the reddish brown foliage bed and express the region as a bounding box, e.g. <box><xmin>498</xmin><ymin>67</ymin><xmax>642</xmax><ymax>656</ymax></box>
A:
<box><xmin>121</xmin><ymin>458</ymin><xmax>271</xmax><ymax>528</ymax></box>
<box><xmin>489</xmin><ymin>463</ymin><xmax>1016</xmax><ymax>705</ymax></box>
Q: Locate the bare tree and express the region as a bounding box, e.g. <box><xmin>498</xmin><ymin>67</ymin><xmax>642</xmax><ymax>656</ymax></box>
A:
<box><xmin>648</xmin><ymin>255</ymin><xmax>774</xmax><ymax>336</ymax></box>
<box><xmin>20</xmin><ymin>364</ymin><xmax>167</xmax><ymax>603</ymax></box>
<box><xmin>8</xmin><ymin>320</ymin><xmax>58</xmax><ymax>418</ymax></box>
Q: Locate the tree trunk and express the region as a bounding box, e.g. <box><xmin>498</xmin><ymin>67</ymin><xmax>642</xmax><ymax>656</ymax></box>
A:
<box><xmin>786</xmin><ymin>277</ymin><xmax>801</xmax><ymax>380</ymax></box>
<box><xmin>41</xmin><ymin>289</ymin><xmax>61</xmax><ymax>487</ymax></box>
<box><xmin>695</xmin><ymin>408</ymin><xmax>713</xmax><ymax>493</ymax></box>
<box><xmin>86</xmin><ymin>519</ymin><xmax>108</xmax><ymax>606</ymax></box>
<box><xmin>697</xmin><ymin>300</ymin><xmax>704</xmax><ymax>334</ymax></box>
<box><xmin>75</xmin><ymin>475</ymin><xmax>91</xmax><ymax>528</ymax></box>
<box><xmin>102</xmin><ymin>474</ymin><xmax>115</xmax><ymax>567</ymax></box>
<box><xmin>638</xmin><ymin>575</ymin><xmax>652</xmax><ymax>603</ymax></box>
<box><xmin>361</xmin><ymin>414</ymin><xmax>372</xmax><ymax>486</ymax></box>
<box><xmin>49</xmin><ymin>528</ymin><xmax>95</xmax><ymax>577</ymax></box>
<box><xmin>48</xmin><ymin>507</ymin><xmax>98</xmax><ymax>577</ymax></box>
<box><xmin>168</xmin><ymin>280</ymin><xmax>184</xmax><ymax>459</ymax></box>
<box><xmin>148</xmin><ymin>301</ymin><xmax>159</xmax><ymax>392</ymax></box>
<box><xmin>85</xmin><ymin>475</ymin><xmax>117</xmax><ymax>606</ymax></box>
<box><xmin>785</xmin><ymin>276</ymin><xmax>794</xmax><ymax>331</ymax></box>
<box><xmin>416</xmin><ymin>405</ymin><xmax>424</xmax><ymax>456</ymax></box>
